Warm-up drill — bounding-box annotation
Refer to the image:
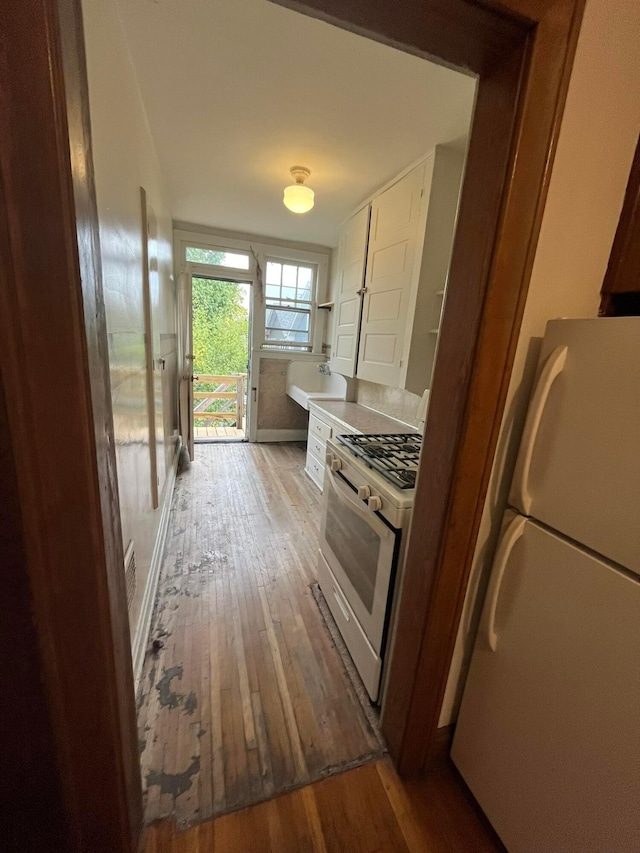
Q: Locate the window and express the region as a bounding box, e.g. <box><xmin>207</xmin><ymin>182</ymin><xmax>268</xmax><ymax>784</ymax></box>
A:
<box><xmin>185</xmin><ymin>245</ymin><xmax>250</xmax><ymax>270</ymax></box>
<box><xmin>263</xmin><ymin>260</ymin><xmax>315</xmax><ymax>350</ymax></box>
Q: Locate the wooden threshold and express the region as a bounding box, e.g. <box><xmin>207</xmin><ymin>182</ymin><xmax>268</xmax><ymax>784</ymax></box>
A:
<box><xmin>144</xmin><ymin>756</ymin><xmax>505</xmax><ymax>852</ymax></box>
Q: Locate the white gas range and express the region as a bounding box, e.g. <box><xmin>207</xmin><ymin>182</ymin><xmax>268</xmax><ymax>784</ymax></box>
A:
<box><xmin>318</xmin><ymin>432</ymin><xmax>421</xmax><ymax>702</ymax></box>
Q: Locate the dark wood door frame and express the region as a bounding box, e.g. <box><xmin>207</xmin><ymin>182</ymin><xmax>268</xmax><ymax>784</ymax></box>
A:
<box><xmin>1</xmin><ymin>0</ymin><xmax>140</xmax><ymax>849</ymax></box>
<box><xmin>276</xmin><ymin>0</ymin><xmax>585</xmax><ymax>775</ymax></box>
<box><xmin>0</xmin><ymin>0</ymin><xmax>583</xmax><ymax>848</ymax></box>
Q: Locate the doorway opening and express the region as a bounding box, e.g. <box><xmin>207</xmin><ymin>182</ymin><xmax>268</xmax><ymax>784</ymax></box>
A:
<box><xmin>191</xmin><ymin>275</ymin><xmax>251</xmax><ymax>443</ymax></box>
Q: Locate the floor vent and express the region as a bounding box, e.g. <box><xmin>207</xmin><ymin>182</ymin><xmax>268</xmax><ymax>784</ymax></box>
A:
<box><xmin>124</xmin><ymin>540</ymin><xmax>136</xmax><ymax>609</ymax></box>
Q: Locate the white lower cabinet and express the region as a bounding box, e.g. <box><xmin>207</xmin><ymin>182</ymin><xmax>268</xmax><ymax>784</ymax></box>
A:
<box><xmin>305</xmin><ymin>408</ymin><xmax>355</xmax><ymax>491</ymax></box>
<box><xmin>307</xmin><ymin>433</ymin><xmax>325</xmax><ymax>462</ymax></box>
<box><xmin>305</xmin><ymin>451</ymin><xmax>325</xmax><ymax>489</ymax></box>
<box><xmin>305</xmin><ymin>410</ymin><xmax>331</xmax><ymax>489</ymax></box>
<box><xmin>308</xmin><ymin>412</ymin><xmax>332</xmax><ymax>443</ymax></box>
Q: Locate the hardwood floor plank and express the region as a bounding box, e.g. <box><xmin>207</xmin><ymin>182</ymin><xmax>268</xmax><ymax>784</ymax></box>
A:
<box><xmin>256</xmin><ymin>629</ymin><xmax>297</xmax><ymax>792</ymax></box>
<box><xmin>193</xmin><ymin>819</ymin><xmax>214</xmax><ymax>852</ymax></box>
<box><xmin>375</xmin><ymin>759</ymin><xmax>445</xmax><ymax>853</ymax></box>
<box><xmin>193</xmin><ymin>623</ymin><xmax>212</xmax><ymax>821</ymax></box>
<box><xmin>208</xmin><ymin>617</ymin><xmax>226</xmax><ymax>815</ymax></box>
<box><xmin>228</xmin><ymin>556</ymin><xmax>257</xmax><ymax>751</ymax></box>
<box><xmin>250</xmin><ymin>691</ymin><xmax>275</xmax><ymax>798</ymax></box>
<box><xmin>300</xmin><ymin>784</ymin><xmax>329</xmax><ymax>853</ymax></box>
<box><xmin>236</xmin><ymin>572</ymin><xmax>260</xmax><ymax>695</ymax></box>
<box><xmin>257</xmin><ymin>583</ymin><xmax>309</xmax><ymax>784</ymax></box>
<box><xmin>312</xmin><ymin>762</ymin><xmax>410</xmax><ymax>853</ymax></box>
<box><xmin>221</xmin><ymin>681</ymin><xmax>250</xmax><ymax>811</ymax></box>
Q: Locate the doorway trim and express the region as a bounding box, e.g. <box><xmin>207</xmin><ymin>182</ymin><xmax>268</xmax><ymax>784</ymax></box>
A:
<box><xmin>273</xmin><ymin>0</ymin><xmax>585</xmax><ymax>775</ymax></box>
<box><xmin>174</xmin><ymin>226</ymin><xmax>332</xmax><ymax>444</ymax></box>
<box><xmin>0</xmin><ymin>0</ymin><xmax>584</xmax><ymax>847</ymax></box>
<box><xmin>1</xmin><ymin>0</ymin><xmax>140</xmax><ymax>848</ymax></box>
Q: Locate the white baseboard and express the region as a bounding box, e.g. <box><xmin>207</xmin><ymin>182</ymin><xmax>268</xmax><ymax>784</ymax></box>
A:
<box><xmin>131</xmin><ymin>442</ymin><xmax>179</xmax><ymax>691</ymax></box>
<box><xmin>256</xmin><ymin>428</ymin><xmax>308</xmax><ymax>442</ymax></box>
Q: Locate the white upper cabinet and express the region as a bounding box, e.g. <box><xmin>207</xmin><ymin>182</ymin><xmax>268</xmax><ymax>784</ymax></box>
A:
<box><xmin>331</xmin><ymin>205</ymin><xmax>371</xmax><ymax>378</ymax></box>
<box><xmin>356</xmin><ymin>162</ymin><xmax>428</xmax><ymax>387</ymax></box>
<box><xmin>402</xmin><ymin>146</ymin><xmax>466</xmax><ymax>395</ymax></box>
<box><xmin>330</xmin><ymin>146</ymin><xmax>465</xmax><ymax>394</ymax></box>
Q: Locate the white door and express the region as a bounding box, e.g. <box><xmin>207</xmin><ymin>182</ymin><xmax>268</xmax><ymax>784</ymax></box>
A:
<box><xmin>356</xmin><ymin>162</ymin><xmax>427</xmax><ymax>387</ymax></box>
<box><xmin>509</xmin><ymin>317</ymin><xmax>640</xmax><ymax>574</ymax></box>
<box><xmin>177</xmin><ymin>271</ymin><xmax>194</xmax><ymax>460</ymax></box>
<box><xmin>452</xmin><ymin>513</ymin><xmax>640</xmax><ymax>853</ymax></box>
<box><xmin>141</xmin><ymin>187</ymin><xmax>160</xmax><ymax>507</ymax></box>
<box><xmin>331</xmin><ymin>205</ymin><xmax>370</xmax><ymax>377</ymax></box>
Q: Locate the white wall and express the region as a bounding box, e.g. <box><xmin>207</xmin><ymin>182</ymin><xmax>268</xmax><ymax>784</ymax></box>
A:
<box><xmin>440</xmin><ymin>0</ymin><xmax>640</xmax><ymax>726</ymax></box>
<box><xmin>83</xmin><ymin>0</ymin><xmax>178</xmax><ymax>645</ymax></box>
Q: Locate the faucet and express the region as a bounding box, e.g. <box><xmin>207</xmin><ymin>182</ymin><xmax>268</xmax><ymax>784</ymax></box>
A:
<box><xmin>318</xmin><ymin>362</ymin><xmax>331</xmax><ymax>376</ymax></box>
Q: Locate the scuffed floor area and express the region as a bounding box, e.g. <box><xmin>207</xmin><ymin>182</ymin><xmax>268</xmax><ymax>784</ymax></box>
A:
<box><xmin>137</xmin><ymin>443</ymin><xmax>382</xmax><ymax>828</ymax></box>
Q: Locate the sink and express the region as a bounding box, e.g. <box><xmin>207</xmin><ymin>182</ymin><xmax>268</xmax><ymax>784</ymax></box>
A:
<box><xmin>286</xmin><ymin>361</ymin><xmax>348</xmax><ymax>410</ymax></box>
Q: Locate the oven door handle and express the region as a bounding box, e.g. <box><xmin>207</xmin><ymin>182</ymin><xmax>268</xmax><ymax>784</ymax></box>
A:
<box><xmin>326</xmin><ymin>467</ymin><xmax>392</xmax><ymax>539</ymax></box>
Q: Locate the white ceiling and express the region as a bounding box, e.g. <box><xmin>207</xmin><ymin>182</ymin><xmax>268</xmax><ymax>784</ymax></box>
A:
<box><xmin>116</xmin><ymin>0</ymin><xmax>476</xmax><ymax>247</ymax></box>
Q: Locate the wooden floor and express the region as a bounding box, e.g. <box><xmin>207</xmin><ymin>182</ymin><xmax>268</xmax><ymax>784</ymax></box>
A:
<box><xmin>194</xmin><ymin>425</ymin><xmax>245</xmax><ymax>440</ymax></box>
<box><xmin>144</xmin><ymin>756</ymin><xmax>505</xmax><ymax>852</ymax></box>
<box><xmin>138</xmin><ymin>443</ymin><xmax>382</xmax><ymax>829</ymax></box>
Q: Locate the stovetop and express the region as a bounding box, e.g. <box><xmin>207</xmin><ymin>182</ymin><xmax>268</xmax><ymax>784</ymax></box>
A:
<box><xmin>337</xmin><ymin>433</ymin><xmax>421</xmax><ymax>489</ymax></box>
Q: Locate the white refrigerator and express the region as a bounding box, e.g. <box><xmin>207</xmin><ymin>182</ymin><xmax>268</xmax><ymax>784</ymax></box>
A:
<box><xmin>451</xmin><ymin>318</ymin><xmax>640</xmax><ymax>852</ymax></box>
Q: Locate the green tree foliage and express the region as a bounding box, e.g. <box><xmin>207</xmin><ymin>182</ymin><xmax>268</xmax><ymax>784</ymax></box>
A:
<box><xmin>192</xmin><ymin>277</ymin><xmax>248</xmax><ymax>375</ymax></box>
<box><xmin>191</xmin><ymin>274</ymin><xmax>249</xmax><ymax>428</ymax></box>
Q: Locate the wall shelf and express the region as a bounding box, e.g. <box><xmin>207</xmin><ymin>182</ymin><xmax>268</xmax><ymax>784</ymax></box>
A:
<box><xmin>317</xmin><ymin>301</ymin><xmax>334</xmax><ymax>310</ymax></box>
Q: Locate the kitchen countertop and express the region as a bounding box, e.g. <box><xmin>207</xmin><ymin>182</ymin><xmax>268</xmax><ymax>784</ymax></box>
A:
<box><xmin>308</xmin><ymin>400</ymin><xmax>417</xmax><ymax>435</ymax></box>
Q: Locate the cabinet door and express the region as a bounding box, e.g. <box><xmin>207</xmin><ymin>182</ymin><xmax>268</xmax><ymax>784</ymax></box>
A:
<box><xmin>331</xmin><ymin>205</ymin><xmax>370</xmax><ymax>377</ymax></box>
<box><xmin>356</xmin><ymin>163</ymin><xmax>427</xmax><ymax>387</ymax></box>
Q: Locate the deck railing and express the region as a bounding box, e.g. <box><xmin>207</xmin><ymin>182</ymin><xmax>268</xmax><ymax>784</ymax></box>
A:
<box><xmin>193</xmin><ymin>373</ymin><xmax>247</xmax><ymax>428</ymax></box>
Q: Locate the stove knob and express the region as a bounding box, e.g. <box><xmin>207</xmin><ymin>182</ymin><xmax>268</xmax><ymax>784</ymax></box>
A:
<box><xmin>367</xmin><ymin>495</ymin><xmax>383</xmax><ymax>512</ymax></box>
<box><xmin>330</xmin><ymin>456</ymin><xmax>342</xmax><ymax>472</ymax></box>
<box><xmin>357</xmin><ymin>485</ymin><xmax>371</xmax><ymax>500</ymax></box>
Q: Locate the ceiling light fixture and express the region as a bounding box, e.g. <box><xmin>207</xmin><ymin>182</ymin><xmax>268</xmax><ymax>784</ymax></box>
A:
<box><xmin>283</xmin><ymin>166</ymin><xmax>315</xmax><ymax>214</ymax></box>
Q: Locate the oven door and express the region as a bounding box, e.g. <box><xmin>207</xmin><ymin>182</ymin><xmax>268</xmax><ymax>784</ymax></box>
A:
<box><xmin>319</xmin><ymin>464</ymin><xmax>398</xmax><ymax>654</ymax></box>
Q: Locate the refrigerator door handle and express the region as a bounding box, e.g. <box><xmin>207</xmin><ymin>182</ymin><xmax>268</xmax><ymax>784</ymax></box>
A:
<box><xmin>485</xmin><ymin>514</ymin><xmax>527</xmax><ymax>651</ymax></box>
<box><xmin>511</xmin><ymin>345</ymin><xmax>568</xmax><ymax>514</ymax></box>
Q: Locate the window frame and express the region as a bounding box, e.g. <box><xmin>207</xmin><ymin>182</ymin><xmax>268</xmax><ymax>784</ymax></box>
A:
<box><xmin>262</xmin><ymin>256</ymin><xmax>317</xmax><ymax>352</ymax></box>
<box><xmin>174</xmin><ymin>227</ymin><xmax>330</xmax><ymax>358</ymax></box>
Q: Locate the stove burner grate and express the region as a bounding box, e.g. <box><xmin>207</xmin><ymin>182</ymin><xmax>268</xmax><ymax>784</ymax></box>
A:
<box><xmin>337</xmin><ymin>433</ymin><xmax>421</xmax><ymax>489</ymax></box>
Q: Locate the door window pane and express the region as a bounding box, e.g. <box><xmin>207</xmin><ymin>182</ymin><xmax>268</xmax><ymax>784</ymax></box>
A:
<box><xmin>185</xmin><ymin>246</ymin><xmax>250</xmax><ymax>269</ymax></box>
